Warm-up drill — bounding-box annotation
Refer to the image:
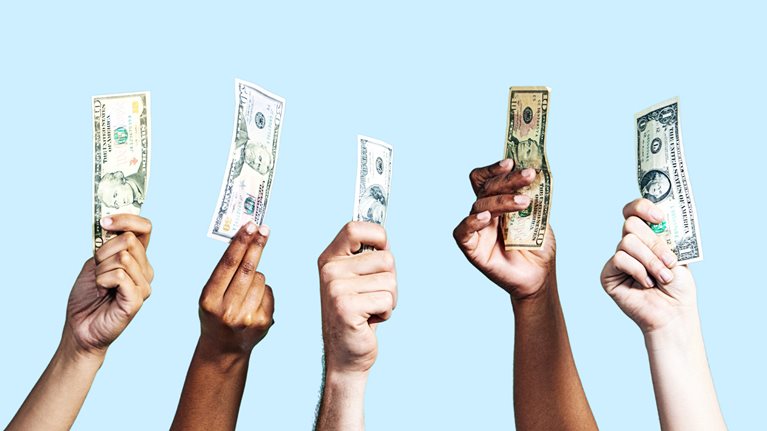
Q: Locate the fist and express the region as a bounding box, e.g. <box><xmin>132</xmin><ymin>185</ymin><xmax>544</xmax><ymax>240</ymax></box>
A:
<box><xmin>199</xmin><ymin>222</ymin><xmax>275</xmax><ymax>355</ymax></box>
<box><xmin>318</xmin><ymin>222</ymin><xmax>397</xmax><ymax>374</ymax></box>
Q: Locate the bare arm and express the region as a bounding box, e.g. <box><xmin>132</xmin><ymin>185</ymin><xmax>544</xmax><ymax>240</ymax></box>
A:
<box><xmin>7</xmin><ymin>215</ymin><xmax>153</xmax><ymax>431</ymax></box>
<box><xmin>314</xmin><ymin>222</ymin><xmax>397</xmax><ymax>431</ymax></box>
<box><xmin>171</xmin><ymin>222</ymin><xmax>274</xmax><ymax>431</ymax></box>
<box><xmin>601</xmin><ymin>198</ymin><xmax>726</xmax><ymax>430</ymax></box>
<box><xmin>453</xmin><ymin>159</ymin><xmax>597</xmax><ymax>430</ymax></box>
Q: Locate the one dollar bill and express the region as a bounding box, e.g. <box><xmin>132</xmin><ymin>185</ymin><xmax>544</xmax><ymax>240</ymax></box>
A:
<box><xmin>92</xmin><ymin>92</ymin><xmax>151</xmax><ymax>251</ymax></box>
<box><xmin>354</xmin><ymin>135</ymin><xmax>393</xmax><ymax>228</ymax></box>
<box><xmin>209</xmin><ymin>79</ymin><xmax>285</xmax><ymax>241</ymax></box>
<box><xmin>635</xmin><ymin>98</ymin><xmax>702</xmax><ymax>263</ymax></box>
<box><xmin>501</xmin><ymin>87</ymin><xmax>552</xmax><ymax>250</ymax></box>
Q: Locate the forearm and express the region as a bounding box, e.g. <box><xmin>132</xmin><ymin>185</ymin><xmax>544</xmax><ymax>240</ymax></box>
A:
<box><xmin>170</xmin><ymin>338</ymin><xmax>251</xmax><ymax>431</ymax></box>
<box><xmin>315</xmin><ymin>368</ymin><xmax>368</xmax><ymax>431</ymax></box>
<box><xmin>6</xmin><ymin>339</ymin><xmax>103</xmax><ymax>431</ymax></box>
<box><xmin>511</xmin><ymin>275</ymin><xmax>597</xmax><ymax>431</ymax></box>
<box><xmin>644</xmin><ymin>315</ymin><xmax>726</xmax><ymax>431</ymax></box>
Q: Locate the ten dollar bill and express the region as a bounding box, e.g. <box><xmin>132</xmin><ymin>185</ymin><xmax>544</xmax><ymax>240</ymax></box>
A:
<box><xmin>501</xmin><ymin>87</ymin><xmax>552</xmax><ymax>250</ymax></box>
<box><xmin>92</xmin><ymin>92</ymin><xmax>151</xmax><ymax>251</ymax></box>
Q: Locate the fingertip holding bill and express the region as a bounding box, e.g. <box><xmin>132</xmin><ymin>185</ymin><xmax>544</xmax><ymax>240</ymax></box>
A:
<box><xmin>499</xmin><ymin>158</ymin><xmax>514</xmax><ymax>169</ymax></box>
<box><xmin>476</xmin><ymin>211</ymin><xmax>491</xmax><ymax>222</ymax></box>
<box><xmin>100</xmin><ymin>217</ymin><xmax>113</xmax><ymax>228</ymax></box>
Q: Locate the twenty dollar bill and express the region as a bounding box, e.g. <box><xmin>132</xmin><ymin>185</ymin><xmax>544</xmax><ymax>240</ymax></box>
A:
<box><xmin>209</xmin><ymin>79</ymin><xmax>285</xmax><ymax>241</ymax></box>
<box><xmin>635</xmin><ymin>98</ymin><xmax>702</xmax><ymax>263</ymax></box>
<box><xmin>501</xmin><ymin>87</ymin><xmax>552</xmax><ymax>250</ymax></box>
<box><xmin>92</xmin><ymin>92</ymin><xmax>151</xmax><ymax>251</ymax></box>
<box><xmin>354</xmin><ymin>135</ymin><xmax>393</xmax><ymax>227</ymax></box>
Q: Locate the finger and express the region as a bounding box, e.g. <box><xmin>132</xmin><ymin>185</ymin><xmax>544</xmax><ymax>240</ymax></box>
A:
<box><xmin>623</xmin><ymin>216</ymin><xmax>677</xmax><ymax>268</ymax></box>
<box><xmin>604</xmin><ymin>250</ymin><xmax>655</xmax><ymax>290</ymax></box>
<box><xmin>352</xmin><ymin>291</ymin><xmax>396</xmax><ymax>322</ymax></box>
<box><xmin>476</xmin><ymin>167</ymin><xmax>536</xmax><ymax>198</ymax></box>
<box><xmin>453</xmin><ymin>211</ymin><xmax>493</xmax><ymax>254</ymax></box>
<box><xmin>319</xmin><ymin>222</ymin><xmax>387</xmax><ymax>264</ymax></box>
<box><xmin>223</xmin><ymin>226</ymin><xmax>270</xmax><ymax>303</ymax></box>
<box><xmin>351</xmin><ymin>272</ymin><xmax>398</xmax><ymax>308</ymax></box>
<box><xmin>469</xmin><ymin>159</ymin><xmax>514</xmax><ymax>195</ymax></box>
<box><xmin>256</xmin><ymin>285</ymin><xmax>275</xmax><ymax>326</ymax></box>
<box><xmin>471</xmin><ymin>194</ymin><xmax>530</xmax><ymax>217</ymax></box>
<box><xmin>617</xmin><ymin>234</ymin><xmax>674</xmax><ymax>285</ymax></box>
<box><xmin>96</xmin><ymin>251</ymin><xmax>151</xmax><ymax>299</ymax></box>
<box><xmin>101</xmin><ymin>215</ymin><xmax>152</xmax><ymax>249</ymax></box>
<box><xmin>202</xmin><ymin>222</ymin><xmax>259</xmax><ymax>300</ymax></box>
<box><xmin>319</xmin><ymin>249</ymin><xmax>396</xmax><ymax>279</ymax></box>
<box><xmin>95</xmin><ymin>231</ymin><xmax>152</xmax><ymax>281</ymax></box>
<box><xmin>96</xmin><ymin>268</ymin><xmax>143</xmax><ymax>316</ymax></box>
<box><xmin>622</xmin><ymin>198</ymin><xmax>665</xmax><ymax>225</ymax></box>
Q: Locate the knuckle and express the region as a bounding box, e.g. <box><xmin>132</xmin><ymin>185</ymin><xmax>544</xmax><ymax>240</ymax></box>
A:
<box><xmin>221</xmin><ymin>308</ymin><xmax>239</xmax><ymax>327</ymax></box>
<box><xmin>253</xmin><ymin>271</ymin><xmax>266</xmax><ymax>284</ymax></box>
<box><xmin>380</xmin><ymin>251</ymin><xmax>396</xmax><ymax>271</ymax></box>
<box><xmin>239</xmin><ymin>260</ymin><xmax>256</xmax><ymax>276</ymax></box>
<box><xmin>319</xmin><ymin>262</ymin><xmax>337</xmax><ymax>282</ymax></box>
<box><xmin>220</xmin><ymin>254</ymin><xmax>240</xmax><ymax>269</ymax></box>
<box><xmin>144</xmin><ymin>218</ymin><xmax>153</xmax><ymax>233</ymax></box>
<box><xmin>118</xmin><ymin>250</ymin><xmax>132</xmax><ymax>266</ymax></box>
<box><xmin>199</xmin><ymin>296</ymin><xmax>216</xmax><ymax>313</ymax></box>
<box><xmin>469</xmin><ymin>167</ymin><xmax>481</xmax><ymax>184</ymax></box>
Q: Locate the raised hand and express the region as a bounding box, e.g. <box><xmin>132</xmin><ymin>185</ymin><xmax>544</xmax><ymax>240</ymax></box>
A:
<box><xmin>452</xmin><ymin>159</ymin><xmax>596</xmax><ymax>431</ymax></box>
<box><xmin>453</xmin><ymin>159</ymin><xmax>556</xmax><ymax>298</ymax></box>
<box><xmin>171</xmin><ymin>222</ymin><xmax>274</xmax><ymax>431</ymax></box>
<box><xmin>7</xmin><ymin>214</ymin><xmax>153</xmax><ymax>431</ymax></box>
<box><xmin>315</xmin><ymin>222</ymin><xmax>397</xmax><ymax>431</ymax></box>
<box><xmin>601</xmin><ymin>198</ymin><xmax>726</xmax><ymax>431</ymax></box>
<box><xmin>65</xmin><ymin>214</ymin><xmax>153</xmax><ymax>357</ymax></box>
<box><xmin>600</xmin><ymin>198</ymin><xmax>696</xmax><ymax>333</ymax></box>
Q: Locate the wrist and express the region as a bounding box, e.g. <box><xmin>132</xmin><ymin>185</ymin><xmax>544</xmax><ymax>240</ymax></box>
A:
<box><xmin>644</xmin><ymin>311</ymin><xmax>704</xmax><ymax>355</ymax></box>
<box><xmin>57</xmin><ymin>329</ymin><xmax>107</xmax><ymax>369</ymax></box>
<box><xmin>510</xmin><ymin>270</ymin><xmax>558</xmax><ymax>315</ymax></box>
<box><xmin>195</xmin><ymin>336</ymin><xmax>252</xmax><ymax>373</ymax></box>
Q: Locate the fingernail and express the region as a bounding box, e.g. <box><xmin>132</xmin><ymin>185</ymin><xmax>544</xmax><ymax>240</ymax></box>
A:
<box><xmin>500</xmin><ymin>159</ymin><xmax>513</xmax><ymax>169</ymax></box>
<box><xmin>258</xmin><ymin>225</ymin><xmax>270</xmax><ymax>236</ymax></box>
<box><xmin>101</xmin><ymin>217</ymin><xmax>113</xmax><ymax>227</ymax></box>
<box><xmin>651</xmin><ymin>208</ymin><xmax>664</xmax><ymax>222</ymax></box>
<box><xmin>662</xmin><ymin>252</ymin><xmax>677</xmax><ymax>267</ymax></box>
<box><xmin>476</xmin><ymin>211</ymin><xmax>491</xmax><ymax>222</ymax></box>
<box><xmin>523</xmin><ymin>168</ymin><xmax>536</xmax><ymax>178</ymax></box>
<box><xmin>645</xmin><ymin>277</ymin><xmax>655</xmax><ymax>288</ymax></box>
<box><xmin>660</xmin><ymin>268</ymin><xmax>673</xmax><ymax>284</ymax></box>
<box><xmin>514</xmin><ymin>195</ymin><xmax>529</xmax><ymax>205</ymax></box>
<box><xmin>245</xmin><ymin>222</ymin><xmax>257</xmax><ymax>234</ymax></box>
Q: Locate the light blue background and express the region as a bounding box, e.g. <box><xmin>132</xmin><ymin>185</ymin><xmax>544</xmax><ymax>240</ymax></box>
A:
<box><xmin>0</xmin><ymin>1</ymin><xmax>764</xmax><ymax>429</ymax></box>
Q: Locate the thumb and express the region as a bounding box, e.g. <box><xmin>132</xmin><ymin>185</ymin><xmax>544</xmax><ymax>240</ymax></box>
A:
<box><xmin>453</xmin><ymin>211</ymin><xmax>493</xmax><ymax>254</ymax></box>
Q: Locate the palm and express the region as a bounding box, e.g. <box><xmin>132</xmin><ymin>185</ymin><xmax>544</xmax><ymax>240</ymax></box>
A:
<box><xmin>602</xmin><ymin>265</ymin><xmax>696</xmax><ymax>333</ymax></box>
<box><xmin>468</xmin><ymin>220</ymin><xmax>556</xmax><ymax>298</ymax></box>
<box><xmin>66</xmin><ymin>259</ymin><xmax>136</xmax><ymax>353</ymax></box>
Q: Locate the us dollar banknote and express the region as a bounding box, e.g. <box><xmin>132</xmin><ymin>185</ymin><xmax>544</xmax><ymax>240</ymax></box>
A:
<box><xmin>501</xmin><ymin>87</ymin><xmax>552</xmax><ymax>250</ymax></box>
<box><xmin>354</xmin><ymin>136</ymin><xmax>393</xmax><ymax>250</ymax></box>
<box><xmin>636</xmin><ymin>98</ymin><xmax>702</xmax><ymax>263</ymax></box>
<box><xmin>92</xmin><ymin>92</ymin><xmax>151</xmax><ymax>251</ymax></box>
<box><xmin>208</xmin><ymin>79</ymin><xmax>285</xmax><ymax>241</ymax></box>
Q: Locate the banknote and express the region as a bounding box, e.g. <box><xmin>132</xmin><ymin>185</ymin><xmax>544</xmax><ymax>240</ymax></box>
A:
<box><xmin>501</xmin><ymin>87</ymin><xmax>552</xmax><ymax>250</ymax></box>
<box><xmin>92</xmin><ymin>92</ymin><xmax>151</xmax><ymax>251</ymax></box>
<box><xmin>354</xmin><ymin>135</ymin><xmax>393</xmax><ymax>251</ymax></box>
<box><xmin>636</xmin><ymin>98</ymin><xmax>702</xmax><ymax>263</ymax></box>
<box><xmin>208</xmin><ymin>79</ymin><xmax>285</xmax><ymax>242</ymax></box>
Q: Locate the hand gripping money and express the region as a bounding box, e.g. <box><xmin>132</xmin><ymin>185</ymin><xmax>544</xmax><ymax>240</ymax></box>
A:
<box><xmin>172</xmin><ymin>222</ymin><xmax>275</xmax><ymax>431</ymax></box>
<box><xmin>453</xmin><ymin>159</ymin><xmax>597</xmax><ymax>430</ymax></box>
<box><xmin>314</xmin><ymin>222</ymin><xmax>397</xmax><ymax>431</ymax></box>
<box><xmin>6</xmin><ymin>215</ymin><xmax>154</xmax><ymax>431</ymax></box>
<box><xmin>600</xmin><ymin>199</ymin><xmax>726</xmax><ymax>430</ymax></box>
